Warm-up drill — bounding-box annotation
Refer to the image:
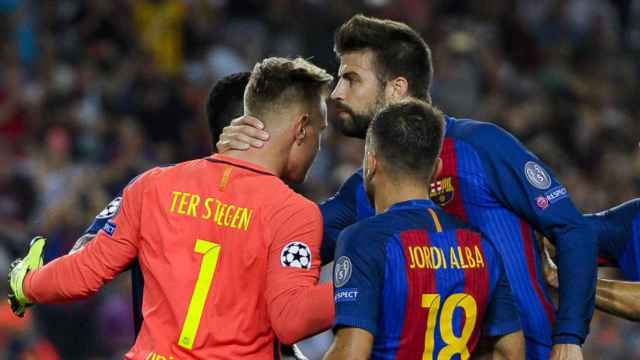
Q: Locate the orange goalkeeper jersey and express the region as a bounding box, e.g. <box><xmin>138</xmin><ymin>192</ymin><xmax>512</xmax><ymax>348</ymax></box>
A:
<box><xmin>24</xmin><ymin>154</ymin><xmax>334</xmax><ymax>359</ymax></box>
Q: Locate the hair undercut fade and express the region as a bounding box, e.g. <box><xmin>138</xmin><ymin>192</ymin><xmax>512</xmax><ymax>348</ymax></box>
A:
<box><xmin>244</xmin><ymin>57</ymin><xmax>333</xmax><ymax>119</ymax></box>
<box><xmin>206</xmin><ymin>72</ymin><xmax>251</xmax><ymax>144</ymax></box>
<box><xmin>368</xmin><ymin>98</ymin><xmax>445</xmax><ymax>182</ymax></box>
<box><xmin>335</xmin><ymin>14</ymin><xmax>433</xmax><ymax>100</ymax></box>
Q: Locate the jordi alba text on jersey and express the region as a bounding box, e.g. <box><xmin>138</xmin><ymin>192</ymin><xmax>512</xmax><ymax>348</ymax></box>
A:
<box><xmin>407</xmin><ymin>245</ymin><xmax>485</xmax><ymax>270</ymax></box>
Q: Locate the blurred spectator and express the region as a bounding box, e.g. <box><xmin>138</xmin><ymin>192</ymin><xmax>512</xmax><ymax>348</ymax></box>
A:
<box><xmin>0</xmin><ymin>65</ymin><xmax>29</xmax><ymax>147</ymax></box>
<box><xmin>0</xmin><ymin>141</ymin><xmax>37</xmax><ymax>254</ymax></box>
<box><xmin>133</xmin><ymin>0</ymin><xmax>187</xmax><ymax>76</ymax></box>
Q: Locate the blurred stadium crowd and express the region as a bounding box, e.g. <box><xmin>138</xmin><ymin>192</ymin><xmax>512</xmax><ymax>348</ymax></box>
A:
<box><xmin>1</xmin><ymin>0</ymin><xmax>639</xmax><ymax>358</ymax></box>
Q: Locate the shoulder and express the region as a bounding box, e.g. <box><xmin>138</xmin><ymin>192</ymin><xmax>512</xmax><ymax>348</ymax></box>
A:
<box><xmin>323</xmin><ymin>169</ymin><xmax>365</xmax><ymax>211</ymax></box>
<box><xmin>267</xmin><ymin>188</ymin><xmax>322</xmax><ymax>225</ymax></box>
<box><xmin>287</xmin><ymin>192</ymin><xmax>322</xmax><ymax>217</ymax></box>
<box><xmin>446</xmin><ymin>116</ymin><xmax>525</xmax><ymax>154</ymax></box>
<box><xmin>335</xmin><ymin>220</ymin><xmax>388</xmax><ymax>278</ymax></box>
<box><xmin>128</xmin><ymin>160</ymin><xmax>190</xmax><ymax>187</ymax></box>
<box><xmin>348</xmin><ymin>169</ymin><xmax>364</xmax><ymax>183</ymax></box>
<box><xmin>339</xmin><ymin>213</ymin><xmax>395</xmax><ymax>250</ymax></box>
<box><xmin>122</xmin><ymin>166</ymin><xmax>168</xmax><ymax>193</ymax></box>
<box><xmin>338</xmin><ymin>169</ymin><xmax>364</xmax><ymax>193</ymax></box>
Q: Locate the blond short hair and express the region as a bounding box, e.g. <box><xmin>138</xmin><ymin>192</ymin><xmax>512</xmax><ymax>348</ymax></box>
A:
<box><xmin>244</xmin><ymin>57</ymin><xmax>333</xmax><ymax>118</ymax></box>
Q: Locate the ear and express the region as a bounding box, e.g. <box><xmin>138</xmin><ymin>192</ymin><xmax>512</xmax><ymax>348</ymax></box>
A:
<box><xmin>293</xmin><ymin>113</ymin><xmax>310</xmax><ymax>145</ymax></box>
<box><xmin>385</xmin><ymin>76</ymin><xmax>409</xmax><ymax>101</ymax></box>
<box><xmin>432</xmin><ymin>157</ymin><xmax>443</xmax><ymax>180</ymax></box>
<box><xmin>365</xmin><ymin>150</ymin><xmax>377</xmax><ymax>181</ymax></box>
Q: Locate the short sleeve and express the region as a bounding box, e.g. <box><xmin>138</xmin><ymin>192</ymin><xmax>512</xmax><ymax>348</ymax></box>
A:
<box><xmin>333</xmin><ymin>222</ymin><xmax>386</xmax><ymax>336</ymax></box>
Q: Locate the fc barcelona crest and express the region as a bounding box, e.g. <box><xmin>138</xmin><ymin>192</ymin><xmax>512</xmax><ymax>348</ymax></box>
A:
<box><xmin>430</xmin><ymin>177</ymin><xmax>454</xmax><ymax>206</ymax></box>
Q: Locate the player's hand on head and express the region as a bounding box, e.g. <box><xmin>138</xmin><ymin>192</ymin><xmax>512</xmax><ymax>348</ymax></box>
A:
<box><xmin>550</xmin><ymin>344</ymin><xmax>583</xmax><ymax>360</ymax></box>
<box><xmin>7</xmin><ymin>236</ymin><xmax>47</xmax><ymax>317</ymax></box>
<box><xmin>217</xmin><ymin>116</ymin><xmax>269</xmax><ymax>152</ymax></box>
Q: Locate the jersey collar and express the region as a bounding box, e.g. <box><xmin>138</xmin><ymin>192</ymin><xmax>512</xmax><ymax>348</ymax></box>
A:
<box><xmin>444</xmin><ymin>115</ymin><xmax>454</xmax><ymax>135</ymax></box>
<box><xmin>388</xmin><ymin>199</ymin><xmax>438</xmax><ymax>212</ymax></box>
<box><xmin>207</xmin><ymin>154</ymin><xmax>276</xmax><ymax>176</ymax></box>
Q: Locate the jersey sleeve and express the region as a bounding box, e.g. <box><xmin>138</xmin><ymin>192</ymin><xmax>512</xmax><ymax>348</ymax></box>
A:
<box><xmin>483</xmin><ymin>255</ymin><xmax>521</xmax><ymax>337</ymax></box>
<box><xmin>69</xmin><ymin>195</ymin><xmax>123</xmax><ymax>254</ymax></box>
<box><xmin>24</xmin><ymin>172</ymin><xmax>146</xmax><ymax>303</ymax></box>
<box><xmin>332</xmin><ymin>222</ymin><xmax>386</xmax><ymax>336</ymax></box>
<box><xmin>586</xmin><ymin>199</ymin><xmax>640</xmax><ymax>261</ymax></box>
<box><xmin>470</xmin><ymin>123</ymin><xmax>596</xmax><ymax>345</ymax></box>
<box><xmin>264</xmin><ymin>195</ymin><xmax>334</xmax><ymax>345</ymax></box>
<box><xmin>319</xmin><ymin>171</ymin><xmax>362</xmax><ymax>264</ymax></box>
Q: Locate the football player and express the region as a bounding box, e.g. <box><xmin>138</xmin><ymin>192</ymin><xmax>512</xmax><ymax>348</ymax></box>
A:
<box><xmin>323</xmin><ymin>98</ymin><xmax>524</xmax><ymax>359</ymax></box>
<box><xmin>8</xmin><ymin>58</ymin><xmax>336</xmax><ymax>358</ymax></box>
<box><xmin>71</xmin><ymin>71</ymin><xmax>251</xmax><ymax>335</ymax></box>
<box><xmin>219</xmin><ymin>15</ymin><xmax>597</xmax><ymax>359</ymax></box>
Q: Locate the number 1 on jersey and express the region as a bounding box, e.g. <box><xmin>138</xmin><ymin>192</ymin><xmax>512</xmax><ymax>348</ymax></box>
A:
<box><xmin>179</xmin><ymin>240</ymin><xmax>221</xmax><ymax>349</ymax></box>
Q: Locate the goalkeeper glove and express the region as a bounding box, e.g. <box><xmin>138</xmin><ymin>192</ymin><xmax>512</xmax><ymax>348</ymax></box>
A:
<box><xmin>7</xmin><ymin>236</ymin><xmax>47</xmax><ymax>317</ymax></box>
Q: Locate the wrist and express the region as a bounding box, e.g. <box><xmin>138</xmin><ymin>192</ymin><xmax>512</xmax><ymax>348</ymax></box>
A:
<box><xmin>15</xmin><ymin>270</ymin><xmax>34</xmax><ymax>304</ymax></box>
<box><xmin>552</xmin><ymin>334</ymin><xmax>582</xmax><ymax>346</ymax></box>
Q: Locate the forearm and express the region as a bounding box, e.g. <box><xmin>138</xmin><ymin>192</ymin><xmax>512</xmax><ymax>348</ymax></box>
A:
<box><xmin>493</xmin><ymin>331</ymin><xmax>526</xmax><ymax>360</ymax></box>
<box><xmin>24</xmin><ymin>255</ymin><xmax>100</xmax><ymax>303</ymax></box>
<box><xmin>24</xmin><ymin>235</ymin><xmax>135</xmax><ymax>303</ymax></box>
<box><xmin>323</xmin><ymin>328</ymin><xmax>373</xmax><ymax>360</ymax></box>
<box><xmin>554</xmin><ymin>225</ymin><xmax>597</xmax><ymax>344</ymax></box>
<box><xmin>596</xmin><ymin>279</ymin><xmax>640</xmax><ymax>322</ymax></box>
<box><xmin>323</xmin><ymin>343</ymin><xmax>369</xmax><ymax>360</ymax></box>
<box><xmin>270</xmin><ymin>282</ymin><xmax>335</xmax><ymax>344</ymax></box>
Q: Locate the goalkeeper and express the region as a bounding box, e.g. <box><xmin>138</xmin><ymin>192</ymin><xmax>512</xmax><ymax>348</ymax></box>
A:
<box><xmin>8</xmin><ymin>72</ymin><xmax>253</xmax><ymax>336</ymax></box>
<box><xmin>8</xmin><ymin>57</ymin><xmax>335</xmax><ymax>359</ymax></box>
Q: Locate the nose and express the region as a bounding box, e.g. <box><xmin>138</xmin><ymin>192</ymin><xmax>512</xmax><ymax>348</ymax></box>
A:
<box><xmin>331</xmin><ymin>79</ymin><xmax>345</xmax><ymax>101</ymax></box>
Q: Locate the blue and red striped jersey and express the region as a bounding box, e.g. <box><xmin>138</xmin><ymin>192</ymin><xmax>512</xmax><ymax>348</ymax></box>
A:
<box><xmin>321</xmin><ymin>116</ymin><xmax>597</xmax><ymax>358</ymax></box>
<box><xmin>333</xmin><ymin>199</ymin><xmax>520</xmax><ymax>359</ymax></box>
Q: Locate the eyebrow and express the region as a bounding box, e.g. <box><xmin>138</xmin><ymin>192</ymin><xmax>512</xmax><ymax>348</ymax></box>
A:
<box><xmin>339</xmin><ymin>70</ymin><xmax>360</xmax><ymax>81</ymax></box>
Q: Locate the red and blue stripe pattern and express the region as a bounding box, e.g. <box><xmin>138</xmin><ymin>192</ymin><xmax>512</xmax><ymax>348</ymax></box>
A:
<box><xmin>439</xmin><ymin>132</ymin><xmax>554</xmax><ymax>356</ymax></box>
<box><xmin>377</xmin><ymin>224</ymin><xmax>493</xmax><ymax>359</ymax></box>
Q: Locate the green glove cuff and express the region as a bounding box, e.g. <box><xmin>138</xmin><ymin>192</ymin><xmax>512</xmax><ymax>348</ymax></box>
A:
<box><xmin>10</xmin><ymin>236</ymin><xmax>46</xmax><ymax>304</ymax></box>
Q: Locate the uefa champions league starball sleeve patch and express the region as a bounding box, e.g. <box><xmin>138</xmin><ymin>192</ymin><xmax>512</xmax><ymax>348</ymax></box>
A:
<box><xmin>280</xmin><ymin>242</ymin><xmax>312</xmax><ymax>269</ymax></box>
<box><xmin>96</xmin><ymin>197</ymin><xmax>122</xmax><ymax>219</ymax></box>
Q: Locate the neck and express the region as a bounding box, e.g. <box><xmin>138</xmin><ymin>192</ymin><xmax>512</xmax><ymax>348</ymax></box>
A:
<box><xmin>222</xmin><ymin>143</ymin><xmax>288</xmax><ymax>177</ymax></box>
<box><xmin>374</xmin><ymin>177</ymin><xmax>430</xmax><ymax>214</ymax></box>
<box><xmin>221</xmin><ymin>113</ymin><xmax>292</xmax><ymax>176</ymax></box>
